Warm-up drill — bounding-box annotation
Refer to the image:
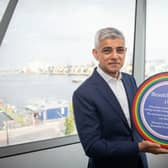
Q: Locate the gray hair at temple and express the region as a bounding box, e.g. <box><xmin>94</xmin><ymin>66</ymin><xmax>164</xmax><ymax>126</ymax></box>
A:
<box><xmin>94</xmin><ymin>27</ymin><xmax>125</xmax><ymax>48</ymax></box>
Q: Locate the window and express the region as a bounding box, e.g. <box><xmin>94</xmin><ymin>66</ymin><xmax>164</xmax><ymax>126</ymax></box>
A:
<box><xmin>146</xmin><ymin>0</ymin><xmax>168</xmax><ymax>78</ymax></box>
<box><xmin>0</xmin><ymin>0</ymin><xmax>135</xmax><ymax>147</ymax></box>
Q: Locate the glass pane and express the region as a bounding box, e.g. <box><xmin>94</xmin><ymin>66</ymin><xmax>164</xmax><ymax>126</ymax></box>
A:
<box><xmin>0</xmin><ymin>0</ymin><xmax>10</xmax><ymax>21</ymax></box>
<box><xmin>146</xmin><ymin>0</ymin><xmax>168</xmax><ymax>78</ymax></box>
<box><xmin>0</xmin><ymin>0</ymin><xmax>135</xmax><ymax>146</ymax></box>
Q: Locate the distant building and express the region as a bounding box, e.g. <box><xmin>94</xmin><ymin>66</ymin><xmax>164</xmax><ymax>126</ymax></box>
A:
<box><xmin>25</xmin><ymin>100</ymin><xmax>69</xmax><ymax>123</ymax></box>
<box><xmin>39</xmin><ymin>107</ymin><xmax>68</xmax><ymax>121</ymax></box>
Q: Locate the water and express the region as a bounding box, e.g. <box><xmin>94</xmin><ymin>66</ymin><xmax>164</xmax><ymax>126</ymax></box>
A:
<box><xmin>0</xmin><ymin>74</ymin><xmax>87</xmax><ymax>112</ymax></box>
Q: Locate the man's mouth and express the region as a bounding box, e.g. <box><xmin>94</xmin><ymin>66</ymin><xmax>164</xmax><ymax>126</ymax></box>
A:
<box><xmin>108</xmin><ymin>62</ymin><xmax>120</xmax><ymax>65</ymax></box>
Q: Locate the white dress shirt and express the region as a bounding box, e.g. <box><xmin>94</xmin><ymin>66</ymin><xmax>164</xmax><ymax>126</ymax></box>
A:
<box><xmin>97</xmin><ymin>66</ymin><xmax>131</xmax><ymax>127</ymax></box>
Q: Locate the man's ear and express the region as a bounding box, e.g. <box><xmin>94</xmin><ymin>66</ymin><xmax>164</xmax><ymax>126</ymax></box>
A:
<box><xmin>92</xmin><ymin>49</ymin><xmax>99</xmax><ymax>60</ymax></box>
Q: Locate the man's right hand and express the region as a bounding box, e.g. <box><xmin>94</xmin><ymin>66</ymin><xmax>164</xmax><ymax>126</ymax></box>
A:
<box><xmin>138</xmin><ymin>140</ymin><xmax>168</xmax><ymax>154</ymax></box>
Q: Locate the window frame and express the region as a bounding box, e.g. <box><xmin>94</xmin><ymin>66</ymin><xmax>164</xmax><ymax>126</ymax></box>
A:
<box><xmin>0</xmin><ymin>0</ymin><xmax>146</xmax><ymax>158</ymax></box>
<box><xmin>133</xmin><ymin>0</ymin><xmax>146</xmax><ymax>85</ymax></box>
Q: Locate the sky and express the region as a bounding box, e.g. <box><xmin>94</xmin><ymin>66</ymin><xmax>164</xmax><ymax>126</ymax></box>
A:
<box><xmin>146</xmin><ymin>0</ymin><xmax>168</xmax><ymax>62</ymax></box>
<box><xmin>0</xmin><ymin>0</ymin><xmax>135</xmax><ymax>70</ymax></box>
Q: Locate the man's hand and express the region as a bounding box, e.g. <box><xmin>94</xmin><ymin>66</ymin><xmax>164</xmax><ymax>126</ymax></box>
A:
<box><xmin>138</xmin><ymin>140</ymin><xmax>168</xmax><ymax>154</ymax></box>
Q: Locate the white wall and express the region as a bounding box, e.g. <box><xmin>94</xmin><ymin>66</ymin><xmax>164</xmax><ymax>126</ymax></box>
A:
<box><xmin>147</xmin><ymin>153</ymin><xmax>168</xmax><ymax>168</ymax></box>
<box><xmin>0</xmin><ymin>143</ymin><xmax>88</xmax><ymax>168</ymax></box>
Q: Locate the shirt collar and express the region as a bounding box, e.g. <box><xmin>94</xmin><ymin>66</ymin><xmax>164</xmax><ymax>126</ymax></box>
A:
<box><xmin>96</xmin><ymin>66</ymin><xmax>122</xmax><ymax>83</ymax></box>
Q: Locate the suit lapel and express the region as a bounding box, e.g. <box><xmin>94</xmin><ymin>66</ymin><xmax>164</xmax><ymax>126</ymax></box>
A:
<box><xmin>92</xmin><ymin>70</ymin><xmax>130</xmax><ymax>129</ymax></box>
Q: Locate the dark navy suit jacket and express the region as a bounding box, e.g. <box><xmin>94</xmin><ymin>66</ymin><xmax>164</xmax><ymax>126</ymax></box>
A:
<box><xmin>73</xmin><ymin>69</ymin><xmax>148</xmax><ymax>168</ymax></box>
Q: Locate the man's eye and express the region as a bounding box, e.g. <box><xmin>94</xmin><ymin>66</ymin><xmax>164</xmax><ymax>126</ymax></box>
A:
<box><xmin>102</xmin><ymin>47</ymin><xmax>112</xmax><ymax>54</ymax></box>
<box><xmin>116</xmin><ymin>47</ymin><xmax>125</xmax><ymax>54</ymax></box>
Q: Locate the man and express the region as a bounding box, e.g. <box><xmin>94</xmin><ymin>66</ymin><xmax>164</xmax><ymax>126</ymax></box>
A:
<box><xmin>73</xmin><ymin>27</ymin><xmax>168</xmax><ymax>168</ymax></box>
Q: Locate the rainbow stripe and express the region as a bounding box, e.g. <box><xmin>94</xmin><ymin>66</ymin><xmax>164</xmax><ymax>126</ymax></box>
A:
<box><xmin>132</xmin><ymin>72</ymin><xmax>168</xmax><ymax>148</ymax></box>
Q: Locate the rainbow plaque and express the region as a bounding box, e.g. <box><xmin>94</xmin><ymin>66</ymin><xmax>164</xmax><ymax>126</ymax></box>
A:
<box><xmin>132</xmin><ymin>72</ymin><xmax>168</xmax><ymax>148</ymax></box>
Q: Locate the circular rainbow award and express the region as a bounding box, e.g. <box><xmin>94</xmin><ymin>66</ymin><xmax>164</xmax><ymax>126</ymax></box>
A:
<box><xmin>132</xmin><ymin>72</ymin><xmax>168</xmax><ymax>148</ymax></box>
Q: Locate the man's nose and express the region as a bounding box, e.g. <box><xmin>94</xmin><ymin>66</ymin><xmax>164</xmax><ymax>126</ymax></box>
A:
<box><xmin>110</xmin><ymin>49</ymin><xmax>118</xmax><ymax>59</ymax></box>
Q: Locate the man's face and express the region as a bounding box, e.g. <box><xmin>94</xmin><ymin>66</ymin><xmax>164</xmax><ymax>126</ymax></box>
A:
<box><xmin>92</xmin><ymin>38</ymin><xmax>126</xmax><ymax>78</ymax></box>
